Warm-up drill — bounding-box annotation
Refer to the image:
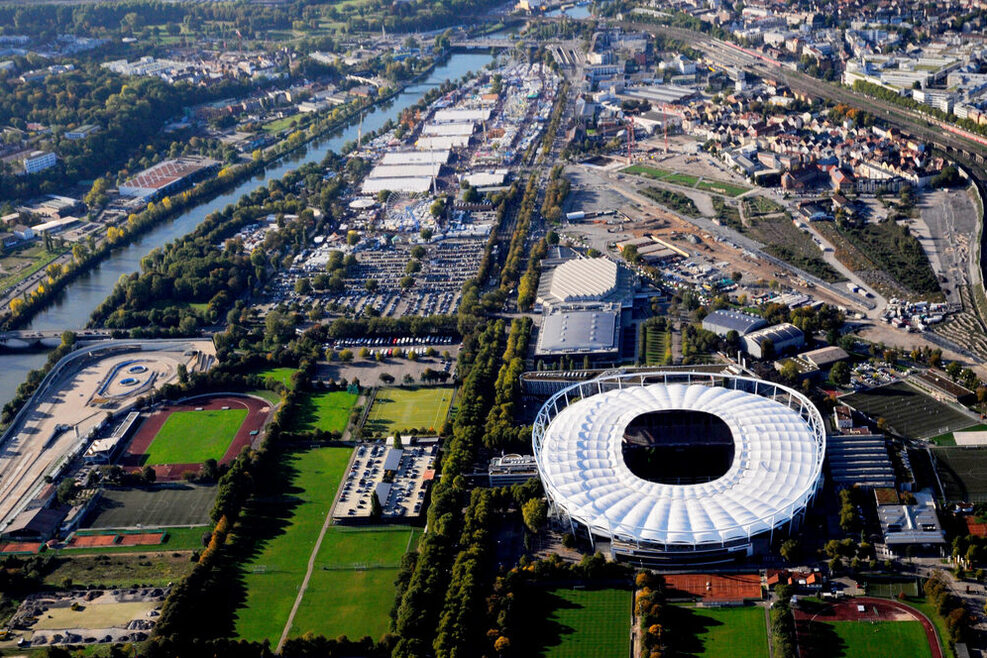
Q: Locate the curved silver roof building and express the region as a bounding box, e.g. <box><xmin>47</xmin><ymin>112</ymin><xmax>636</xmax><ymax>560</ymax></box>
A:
<box><xmin>532</xmin><ymin>371</ymin><xmax>825</xmax><ymax>561</ymax></box>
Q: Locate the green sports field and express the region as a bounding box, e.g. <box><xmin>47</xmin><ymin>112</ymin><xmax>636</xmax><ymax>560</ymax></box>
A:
<box><xmin>814</xmin><ymin>621</ymin><xmax>932</xmax><ymax>658</ymax></box>
<box><xmin>289</xmin><ymin>390</ymin><xmax>359</xmax><ymax>433</ymax></box>
<box><xmin>671</xmin><ymin>605</ymin><xmax>769</xmax><ymax>658</ymax></box>
<box><xmin>234</xmin><ymin>447</ymin><xmax>352</xmax><ymax>643</ymax></box>
<box><xmin>365</xmin><ymin>387</ymin><xmax>453</xmax><ymax>435</ymax></box>
<box><xmin>144</xmin><ymin>409</ymin><xmax>247</xmax><ymax>465</ymax></box>
<box><xmin>256</xmin><ymin>367</ymin><xmax>299</xmax><ymax>390</ymax></box>
<box><xmin>289</xmin><ymin>526</ymin><xmax>421</xmax><ymax>640</ymax></box>
<box><xmin>539</xmin><ymin>588</ymin><xmax>631</xmax><ymax>657</ymax></box>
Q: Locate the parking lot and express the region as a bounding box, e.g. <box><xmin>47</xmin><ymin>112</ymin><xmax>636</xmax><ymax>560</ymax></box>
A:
<box><xmin>332</xmin><ymin>440</ymin><xmax>437</xmax><ymax>521</ymax></box>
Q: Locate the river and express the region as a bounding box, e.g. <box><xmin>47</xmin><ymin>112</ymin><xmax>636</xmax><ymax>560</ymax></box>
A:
<box><xmin>0</xmin><ymin>51</ymin><xmax>495</xmax><ymax>406</ymax></box>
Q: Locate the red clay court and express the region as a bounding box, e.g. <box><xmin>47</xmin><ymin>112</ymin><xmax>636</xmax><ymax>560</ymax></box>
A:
<box><xmin>66</xmin><ymin>530</ymin><xmax>167</xmax><ymax>549</ymax></box>
<box><xmin>793</xmin><ymin>597</ymin><xmax>943</xmax><ymax>658</ymax></box>
<box><xmin>661</xmin><ymin>573</ymin><xmax>763</xmax><ymax>602</ymax></box>
<box><xmin>121</xmin><ymin>395</ymin><xmax>272</xmax><ymax>481</ymax></box>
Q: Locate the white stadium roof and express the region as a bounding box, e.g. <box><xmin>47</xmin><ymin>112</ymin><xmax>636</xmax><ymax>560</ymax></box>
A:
<box><xmin>548</xmin><ymin>258</ymin><xmax>618</xmax><ymax>303</ymax></box>
<box><xmin>368</xmin><ymin>163</ymin><xmax>442</xmax><ymax>179</ymax></box>
<box><xmin>416</xmin><ymin>135</ymin><xmax>471</xmax><ymax>150</ymax></box>
<box><xmin>534</xmin><ymin>377</ymin><xmax>824</xmax><ymax>548</ymax></box>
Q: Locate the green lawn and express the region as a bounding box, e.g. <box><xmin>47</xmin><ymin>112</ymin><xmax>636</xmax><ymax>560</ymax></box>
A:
<box><xmin>234</xmin><ymin>447</ymin><xmax>352</xmax><ymax>643</ymax></box>
<box><xmin>539</xmin><ymin>588</ymin><xmax>631</xmax><ymax>657</ymax></box>
<box><xmin>144</xmin><ymin>409</ymin><xmax>247</xmax><ymax>465</ymax></box>
<box><xmin>929</xmin><ymin>423</ymin><xmax>987</xmax><ymax>447</ymax></box>
<box><xmin>288</xmin><ymin>526</ymin><xmax>421</xmax><ymax>641</ymax></box>
<box><xmin>816</xmin><ymin>620</ymin><xmax>933</xmax><ymax>658</ymax></box>
<box><xmin>263</xmin><ymin>115</ymin><xmax>305</xmax><ymax>134</ymax></box>
<box><xmin>256</xmin><ymin>367</ymin><xmax>299</xmax><ymax>390</ymax></box>
<box><xmin>289</xmin><ymin>390</ymin><xmax>359</xmax><ymax>434</ymax></box>
<box><xmin>696</xmin><ymin>179</ymin><xmax>750</xmax><ymax>197</ymax></box>
<box><xmin>364</xmin><ymin>387</ymin><xmax>453</xmax><ymax>435</ymax></box>
<box><xmin>671</xmin><ymin>605</ymin><xmax>769</xmax><ymax>658</ymax></box>
<box><xmin>247</xmin><ymin>388</ymin><xmax>282</xmax><ymax>405</ymax></box>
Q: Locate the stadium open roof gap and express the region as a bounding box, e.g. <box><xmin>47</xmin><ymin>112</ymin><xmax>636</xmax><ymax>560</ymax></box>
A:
<box><xmin>622</xmin><ymin>410</ymin><xmax>735</xmax><ymax>485</ymax></box>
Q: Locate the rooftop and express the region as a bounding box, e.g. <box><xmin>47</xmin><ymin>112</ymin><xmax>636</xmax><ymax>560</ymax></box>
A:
<box><xmin>535</xmin><ymin>309</ymin><xmax>619</xmax><ymax>356</ymax></box>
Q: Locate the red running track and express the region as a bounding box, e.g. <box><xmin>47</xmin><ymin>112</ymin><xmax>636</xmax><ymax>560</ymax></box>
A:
<box><xmin>793</xmin><ymin>596</ymin><xmax>942</xmax><ymax>658</ymax></box>
<box><xmin>121</xmin><ymin>395</ymin><xmax>272</xmax><ymax>481</ymax></box>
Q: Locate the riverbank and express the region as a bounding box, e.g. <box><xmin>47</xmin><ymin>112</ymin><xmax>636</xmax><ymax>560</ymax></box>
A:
<box><xmin>0</xmin><ymin>51</ymin><xmax>496</xmax><ymax>412</ymax></box>
<box><xmin>0</xmin><ymin>56</ymin><xmax>444</xmax><ymax>332</ymax></box>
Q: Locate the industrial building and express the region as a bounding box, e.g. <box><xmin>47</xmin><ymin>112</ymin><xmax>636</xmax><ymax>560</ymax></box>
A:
<box><xmin>701</xmin><ymin>309</ymin><xmax>768</xmax><ymax>337</ymax></box>
<box><xmin>118</xmin><ymin>156</ymin><xmax>220</xmax><ymax>201</ymax></box>
<box><xmin>742</xmin><ymin>323</ymin><xmax>805</xmax><ymax>358</ymax></box>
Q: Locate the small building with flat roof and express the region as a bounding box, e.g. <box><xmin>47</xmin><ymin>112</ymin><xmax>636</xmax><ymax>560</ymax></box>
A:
<box><xmin>489</xmin><ymin>454</ymin><xmax>538</xmax><ymax>486</ymax></box>
<box><xmin>876</xmin><ymin>490</ymin><xmax>946</xmax><ymax>557</ymax></box>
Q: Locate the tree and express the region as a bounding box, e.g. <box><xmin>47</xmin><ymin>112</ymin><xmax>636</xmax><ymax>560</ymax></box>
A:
<box><xmin>947</xmin><ymin>361</ymin><xmax>963</xmax><ymax>381</ymax></box>
<box><xmin>420</xmin><ymin>228</ymin><xmax>433</xmax><ymax>241</ymax></box>
<box><xmin>623</xmin><ymin>244</ymin><xmax>640</xmax><ymax>264</ymax></box>
<box><xmin>430</xmin><ymin>198</ymin><xmax>445</xmax><ymax>218</ymax></box>
<box><xmin>346</xmin><ymin>230</ymin><xmax>360</xmax><ymax>246</ymax></box>
<box><xmin>522</xmin><ymin>498</ymin><xmax>548</xmax><ymax>533</ymax></box>
<box><xmin>142</xmin><ymin>465</ymin><xmax>157</xmax><ymax>484</ymax></box>
<box><xmin>780</xmin><ymin>538</ymin><xmax>800</xmax><ymax>563</ymax></box>
<box><xmin>295</xmin><ymin>277</ymin><xmax>312</xmax><ymax>294</ymax></box>
<box><xmin>365</xmin><ymin>278</ymin><xmax>379</xmax><ymax>292</ymax></box>
<box><xmin>339</xmin><ymin>349</ymin><xmax>354</xmax><ymax>362</ymax></box>
<box><xmin>829</xmin><ymin>361</ymin><xmax>851</xmax><ymax>386</ymax></box>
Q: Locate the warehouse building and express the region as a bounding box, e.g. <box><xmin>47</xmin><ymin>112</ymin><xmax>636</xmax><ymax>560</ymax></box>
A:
<box><xmin>416</xmin><ymin>135</ymin><xmax>471</xmax><ymax>150</ymax></box>
<box><xmin>422</xmin><ymin>123</ymin><xmax>475</xmax><ymax>136</ymax></box>
<box><xmin>368</xmin><ymin>163</ymin><xmax>442</xmax><ymax>180</ymax></box>
<box><xmin>381</xmin><ymin>150</ymin><xmax>451</xmax><ymax>165</ymax></box>
<box><xmin>361</xmin><ymin>176</ymin><xmax>434</xmax><ymax>195</ymax></box>
<box><xmin>535</xmin><ymin>308</ymin><xmax>620</xmax><ymax>359</ymax></box>
<box><xmin>742</xmin><ymin>323</ymin><xmax>804</xmax><ymax>358</ymax></box>
<box><xmin>433</xmin><ymin>108</ymin><xmax>491</xmax><ymax>123</ymax></box>
<box><xmin>702</xmin><ymin>309</ymin><xmax>768</xmax><ymax>337</ymax></box>
<box><xmin>118</xmin><ymin>156</ymin><xmax>220</xmax><ymax>201</ymax></box>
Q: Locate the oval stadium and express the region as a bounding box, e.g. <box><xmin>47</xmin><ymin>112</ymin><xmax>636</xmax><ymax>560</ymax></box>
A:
<box><xmin>532</xmin><ymin>371</ymin><xmax>825</xmax><ymax>564</ymax></box>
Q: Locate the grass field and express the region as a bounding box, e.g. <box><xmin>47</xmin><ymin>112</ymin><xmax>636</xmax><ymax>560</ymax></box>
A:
<box><xmin>622</xmin><ymin>165</ymin><xmax>749</xmax><ymax>196</ymax></box>
<box><xmin>247</xmin><ymin>388</ymin><xmax>282</xmax><ymax>405</ymax></box>
<box><xmin>256</xmin><ymin>367</ymin><xmax>299</xmax><ymax>390</ymax></box>
<box><xmin>144</xmin><ymin>409</ymin><xmax>246</xmax><ymax>465</ymax></box>
<box><xmin>84</xmin><ymin>485</ymin><xmax>216</xmax><ymax>528</ymax></box>
<box><xmin>841</xmin><ymin>381</ymin><xmax>977</xmax><ymax>439</ymax></box>
<box><xmin>743</xmin><ymin>195</ymin><xmax>785</xmax><ymax>217</ymax></box>
<box><xmin>537</xmin><ymin>588</ymin><xmax>631</xmax><ymax>657</ymax></box>
<box><xmin>289</xmin><ymin>390</ymin><xmax>359</xmax><ymax>434</ymax></box>
<box><xmin>669</xmin><ymin>605</ymin><xmax>769</xmax><ymax>658</ymax></box>
<box><xmin>641</xmin><ymin>323</ymin><xmax>671</xmax><ymax>365</ymax></box>
<box><xmin>865</xmin><ymin>580</ymin><xmax>920</xmax><ymax>598</ymax></box>
<box><xmin>812</xmin><ymin>621</ymin><xmax>932</xmax><ymax>658</ymax></box>
<box><xmin>288</xmin><ymin>526</ymin><xmax>421</xmax><ymax>640</ymax></box>
<box><xmin>43</xmin><ymin>553</ymin><xmax>196</xmax><ymax>588</ymax></box>
<box><xmin>696</xmin><ymin>178</ymin><xmax>750</xmax><ymax>197</ymax></box>
<box><xmin>932</xmin><ymin>446</ymin><xmax>987</xmax><ymax>502</ymax></box>
<box><xmin>364</xmin><ymin>387</ymin><xmax>453</xmax><ymax>435</ymax></box>
<box><xmin>235</xmin><ymin>447</ymin><xmax>352</xmax><ymax>643</ymax></box>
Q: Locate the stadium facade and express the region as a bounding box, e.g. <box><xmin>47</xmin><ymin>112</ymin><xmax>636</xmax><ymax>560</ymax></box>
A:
<box><xmin>532</xmin><ymin>371</ymin><xmax>825</xmax><ymax>564</ymax></box>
